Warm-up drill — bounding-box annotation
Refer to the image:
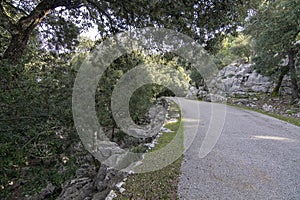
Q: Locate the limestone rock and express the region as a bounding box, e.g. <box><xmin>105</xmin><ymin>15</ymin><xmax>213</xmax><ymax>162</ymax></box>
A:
<box><xmin>262</xmin><ymin>104</ymin><xmax>274</xmax><ymax>112</ymax></box>
<box><xmin>57</xmin><ymin>177</ymin><xmax>94</xmax><ymax>200</ymax></box>
<box><xmin>104</xmin><ymin>190</ymin><xmax>117</xmax><ymax>200</ymax></box>
<box><xmin>187</xmin><ymin>63</ymin><xmax>275</xmax><ymax>100</ymax></box>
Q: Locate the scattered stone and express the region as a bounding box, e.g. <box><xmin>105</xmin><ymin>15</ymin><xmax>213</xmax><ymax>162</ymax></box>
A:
<box><xmin>198</xmin><ymin>90</ymin><xmax>208</xmax><ymax>99</ymax></box>
<box><xmin>115</xmin><ymin>182</ymin><xmax>125</xmax><ymax>189</ymax></box>
<box><xmin>144</xmin><ymin>138</ymin><xmax>158</xmax><ymax>149</ymax></box>
<box><xmin>167</xmin><ymin>118</ymin><xmax>178</xmax><ymax>123</ymax></box>
<box><xmin>204</xmin><ymin>94</ymin><xmax>227</xmax><ymax>103</ymax></box>
<box><xmin>232</xmin><ymin>99</ymin><xmax>250</xmax><ymax>105</ymax></box>
<box><xmin>119</xmin><ymin>188</ymin><xmax>126</xmax><ymax>193</ymax></box>
<box><xmin>262</xmin><ymin>104</ymin><xmax>274</xmax><ymax>112</ymax></box>
<box><xmin>232</xmin><ymin>91</ymin><xmax>248</xmax><ymax>98</ymax></box>
<box><xmin>128</xmin><ymin>170</ymin><xmax>134</xmax><ymax>175</ymax></box>
<box><xmin>160</xmin><ymin>127</ymin><xmax>173</xmax><ymax>133</ymax></box>
<box><xmin>105</xmin><ymin>190</ymin><xmax>117</xmax><ymax>200</ymax></box>
<box><xmin>186</xmin><ymin>86</ymin><xmax>198</xmax><ymax>99</ymax></box>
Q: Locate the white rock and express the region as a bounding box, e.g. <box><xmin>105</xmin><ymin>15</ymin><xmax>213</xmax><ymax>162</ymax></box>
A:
<box><xmin>119</xmin><ymin>188</ymin><xmax>126</xmax><ymax>193</ymax></box>
<box><xmin>105</xmin><ymin>190</ymin><xmax>117</xmax><ymax>200</ymax></box>
<box><xmin>224</xmin><ymin>65</ymin><xmax>238</xmax><ymax>76</ymax></box>
<box><xmin>251</xmin><ymin>85</ymin><xmax>268</xmax><ymax>93</ymax></box>
<box><xmin>116</xmin><ymin>182</ymin><xmax>125</xmax><ymax>189</ymax></box>
<box><xmin>167</xmin><ymin>118</ymin><xmax>178</xmax><ymax>123</ymax></box>
<box><xmin>262</xmin><ymin>104</ymin><xmax>273</xmax><ymax>112</ymax></box>
<box><xmin>129</xmin><ymin>170</ymin><xmax>136</xmax><ymax>175</ymax></box>
<box><xmin>161</xmin><ymin>127</ymin><xmax>173</xmax><ymax>133</ymax></box>
<box><xmin>190</xmin><ymin>63</ymin><xmax>276</xmax><ymax>99</ymax></box>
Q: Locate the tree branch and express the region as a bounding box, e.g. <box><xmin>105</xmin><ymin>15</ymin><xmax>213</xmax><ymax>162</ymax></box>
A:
<box><xmin>0</xmin><ymin>1</ymin><xmax>17</xmax><ymax>33</ymax></box>
<box><xmin>3</xmin><ymin>0</ymin><xmax>29</xmax><ymax>16</ymax></box>
<box><xmin>18</xmin><ymin>0</ymin><xmax>85</xmax><ymax>33</ymax></box>
<box><xmin>86</xmin><ymin>0</ymin><xmax>114</xmax><ymax>27</ymax></box>
<box><xmin>2</xmin><ymin>0</ymin><xmax>84</xmax><ymax>63</ymax></box>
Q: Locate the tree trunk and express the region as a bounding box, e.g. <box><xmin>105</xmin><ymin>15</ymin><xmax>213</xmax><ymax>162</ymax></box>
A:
<box><xmin>2</xmin><ymin>5</ymin><xmax>52</xmax><ymax>64</ymax></box>
<box><xmin>2</xmin><ymin>33</ymin><xmax>30</xmax><ymax>64</ymax></box>
<box><xmin>1</xmin><ymin>0</ymin><xmax>79</xmax><ymax>64</ymax></box>
<box><xmin>195</xmin><ymin>81</ymin><xmax>199</xmax><ymax>89</ymax></box>
<box><xmin>272</xmin><ymin>65</ymin><xmax>289</xmax><ymax>96</ymax></box>
<box><xmin>288</xmin><ymin>50</ymin><xmax>299</xmax><ymax>101</ymax></box>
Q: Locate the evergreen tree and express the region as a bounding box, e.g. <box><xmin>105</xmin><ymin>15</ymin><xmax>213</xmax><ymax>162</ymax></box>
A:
<box><xmin>0</xmin><ymin>0</ymin><xmax>253</xmax><ymax>64</ymax></box>
<box><xmin>245</xmin><ymin>0</ymin><xmax>300</xmax><ymax>100</ymax></box>
<box><xmin>214</xmin><ymin>33</ymin><xmax>253</xmax><ymax>67</ymax></box>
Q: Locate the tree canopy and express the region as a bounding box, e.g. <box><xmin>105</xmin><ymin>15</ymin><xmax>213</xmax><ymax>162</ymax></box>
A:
<box><xmin>245</xmin><ymin>0</ymin><xmax>300</xmax><ymax>99</ymax></box>
<box><xmin>214</xmin><ymin>33</ymin><xmax>252</xmax><ymax>67</ymax></box>
<box><xmin>5</xmin><ymin>1</ymin><xmax>300</xmax><ymax>198</ymax></box>
<box><xmin>0</xmin><ymin>0</ymin><xmax>254</xmax><ymax>64</ymax></box>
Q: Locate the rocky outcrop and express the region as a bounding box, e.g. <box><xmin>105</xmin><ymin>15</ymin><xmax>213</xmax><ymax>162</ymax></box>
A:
<box><xmin>56</xmin><ymin>159</ymin><xmax>127</xmax><ymax>200</ymax></box>
<box><xmin>188</xmin><ymin>62</ymin><xmax>300</xmax><ymax>100</ymax></box>
<box><xmin>187</xmin><ymin>63</ymin><xmax>275</xmax><ymax>100</ymax></box>
<box><xmin>28</xmin><ymin>98</ymin><xmax>177</xmax><ymax>200</ymax></box>
<box><xmin>187</xmin><ymin>62</ymin><xmax>300</xmax><ymax>118</ymax></box>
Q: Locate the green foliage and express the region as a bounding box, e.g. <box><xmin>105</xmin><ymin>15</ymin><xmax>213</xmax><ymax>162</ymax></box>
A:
<box><xmin>230</xmin><ymin>36</ymin><xmax>252</xmax><ymax>61</ymax></box>
<box><xmin>0</xmin><ymin>1</ymin><xmax>267</xmax><ymax>198</ymax></box>
<box><xmin>189</xmin><ymin>67</ymin><xmax>204</xmax><ymax>89</ymax></box>
<box><xmin>95</xmin><ymin>52</ymin><xmax>143</xmax><ymax>128</ymax></box>
<box><xmin>93</xmin><ymin>51</ymin><xmax>190</xmax><ymax>127</ymax></box>
<box><xmin>117</xmin><ymin>101</ymin><xmax>183</xmax><ymax>200</ymax></box>
<box><xmin>129</xmin><ymin>55</ymin><xmax>190</xmax><ymax>122</ymax></box>
<box><xmin>214</xmin><ymin>34</ymin><xmax>253</xmax><ymax>68</ymax></box>
<box><xmin>245</xmin><ymin>0</ymin><xmax>300</xmax><ymax>76</ymax></box>
<box><xmin>0</xmin><ymin>0</ymin><xmax>255</xmax><ymax>63</ymax></box>
<box><xmin>0</xmin><ymin>50</ymin><xmax>80</xmax><ymax>198</ymax></box>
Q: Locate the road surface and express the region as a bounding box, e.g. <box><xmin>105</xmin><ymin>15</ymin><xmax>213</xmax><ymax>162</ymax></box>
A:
<box><xmin>174</xmin><ymin>98</ymin><xmax>300</xmax><ymax>199</ymax></box>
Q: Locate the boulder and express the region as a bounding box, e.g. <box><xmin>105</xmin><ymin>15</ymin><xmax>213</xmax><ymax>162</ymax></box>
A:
<box><xmin>188</xmin><ymin>63</ymin><xmax>275</xmax><ymax>99</ymax></box>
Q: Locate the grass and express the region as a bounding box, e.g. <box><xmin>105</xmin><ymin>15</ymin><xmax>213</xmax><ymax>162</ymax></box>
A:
<box><xmin>228</xmin><ymin>103</ymin><xmax>300</xmax><ymax>127</ymax></box>
<box><xmin>116</xmin><ymin>101</ymin><xmax>184</xmax><ymax>200</ymax></box>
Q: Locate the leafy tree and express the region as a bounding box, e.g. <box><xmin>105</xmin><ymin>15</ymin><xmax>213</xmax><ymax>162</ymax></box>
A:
<box><xmin>0</xmin><ymin>1</ymin><xmax>259</xmax><ymax>197</ymax></box>
<box><xmin>0</xmin><ymin>49</ymin><xmax>79</xmax><ymax>198</ymax></box>
<box><xmin>229</xmin><ymin>34</ymin><xmax>252</xmax><ymax>62</ymax></box>
<box><xmin>189</xmin><ymin>67</ymin><xmax>204</xmax><ymax>89</ymax></box>
<box><xmin>0</xmin><ymin>0</ymin><xmax>254</xmax><ymax>64</ymax></box>
<box><xmin>214</xmin><ymin>33</ymin><xmax>252</xmax><ymax>68</ymax></box>
<box><xmin>91</xmin><ymin>51</ymin><xmax>190</xmax><ymax>136</ymax></box>
<box><xmin>245</xmin><ymin>0</ymin><xmax>300</xmax><ymax>100</ymax></box>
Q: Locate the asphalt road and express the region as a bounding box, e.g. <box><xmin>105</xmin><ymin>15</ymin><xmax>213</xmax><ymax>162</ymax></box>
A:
<box><xmin>173</xmin><ymin>98</ymin><xmax>300</xmax><ymax>200</ymax></box>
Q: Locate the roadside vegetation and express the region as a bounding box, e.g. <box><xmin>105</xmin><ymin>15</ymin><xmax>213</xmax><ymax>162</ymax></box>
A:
<box><xmin>116</xmin><ymin>101</ymin><xmax>184</xmax><ymax>200</ymax></box>
<box><xmin>229</xmin><ymin>104</ymin><xmax>300</xmax><ymax>127</ymax></box>
<box><xmin>1</xmin><ymin>0</ymin><xmax>299</xmax><ymax>198</ymax></box>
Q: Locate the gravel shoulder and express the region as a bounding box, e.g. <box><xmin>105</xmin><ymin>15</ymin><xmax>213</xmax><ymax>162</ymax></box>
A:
<box><xmin>175</xmin><ymin>98</ymin><xmax>300</xmax><ymax>200</ymax></box>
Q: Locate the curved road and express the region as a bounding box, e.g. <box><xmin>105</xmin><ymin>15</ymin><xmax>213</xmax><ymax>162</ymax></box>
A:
<box><xmin>173</xmin><ymin>98</ymin><xmax>300</xmax><ymax>200</ymax></box>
